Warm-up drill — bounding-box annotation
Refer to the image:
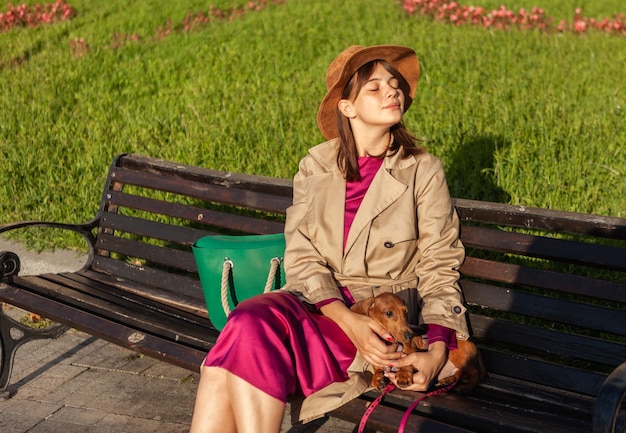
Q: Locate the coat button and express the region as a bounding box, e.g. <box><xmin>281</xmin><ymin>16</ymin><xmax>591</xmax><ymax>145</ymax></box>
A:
<box><xmin>453</xmin><ymin>306</ymin><xmax>462</xmax><ymax>314</ymax></box>
<box><xmin>384</xmin><ymin>241</ymin><xmax>394</xmax><ymax>248</ymax></box>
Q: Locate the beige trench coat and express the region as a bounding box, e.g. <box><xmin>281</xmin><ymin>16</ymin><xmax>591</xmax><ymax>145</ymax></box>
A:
<box><xmin>282</xmin><ymin>139</ymin><xmax>470</xmax><ymax>423</ymax></box>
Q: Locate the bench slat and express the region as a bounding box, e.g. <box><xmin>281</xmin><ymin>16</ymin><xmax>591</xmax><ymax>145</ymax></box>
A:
<box><xmin>97</xmin><ymin>234</ymin><xmax>197</xmax><ymax>273</ymax></box>
<box><xmin>104</xmin><ymin>191</ymin><xmax>285</xmax><ymax>235</ymax></box>
<box><xmin>68</xmin><ymin>270</ymin><xmax>211</xmax><ymax>325</ymax></box>
<box><xmin>476</xmin><ymin>374</ymin><xmax>594</xmax><ymax>414</ymax></box>
<box><xmin>359</xmin><ymin>378</ymin><xmax>593</xmax><ymax>433</ymax></box>
<box><xmin>454</xmin><ymin>198</ymin><xmax>626</xmax><ymax>240</ymax></box>
<box><xmin>478</xmin><ymin>347</ymin><xmax>606</xmax><ymax>396</ymax></box>
<box><xmin>11</xmin><ymin>274</ymin><xmax>215</xmax><ymax>351</ymax></box>
<box><xmin>100</xmin><ymin>211</ymin><xmax>207</xmax><ymax>245</ymax></box>
<box><xmin>0</xmin><ymin>282</ymin><xmax>208</xmax><ymax>372</ymax></box>
<box><xmin>461</xmin><ymin>256</ymin><xmax>626</xmax><ymax>303</ymax></box>
<box><xmin>111</xmin><ymin>166</ymin><xmax>291</xmax><ymax>214</ymax></box>
<box><xmin>91</xmin><ymin>256</ymin><xmax>205</xmax><ymax>312</ymax></box>
<box><xmin>461</xmin><ymin>225</ymin><xmax>626</xmax><ymax>271</ymax></box>
<box><xmin>118</xmin><ymin>153</ymin><xmax>293</xmax><ymax>197</ymax></box>
<box><xmin>45</xmin><ymin>273</ymin><xmax>213</xmax><ymax>347</ymax></box>
<box><xmin>463</xmin><ymin>280</ymin><xmax>626</xmax><ymax>336</ymax></box>
<box><xmin>331</xmin><ymin>397</ymin><xmax>475</xmax><ymax>433</ymax></box>
<box><xmin>470</xmin><ymin>315</ymin><xmax>626</xmax><ymax>367</ymax></box>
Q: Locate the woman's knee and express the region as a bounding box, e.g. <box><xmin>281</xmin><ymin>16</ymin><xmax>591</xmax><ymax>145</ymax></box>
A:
<box><xmin>199</xmin><ymin>365</ymin><xmax>227</xmax><ymax>384</ymax></box>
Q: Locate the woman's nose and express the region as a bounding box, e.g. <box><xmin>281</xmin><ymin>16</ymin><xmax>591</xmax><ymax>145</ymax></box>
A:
<box><xmin>385</xmin><ymin>84</ymin><xmax>399</xmax><ymax>98</ymax></box>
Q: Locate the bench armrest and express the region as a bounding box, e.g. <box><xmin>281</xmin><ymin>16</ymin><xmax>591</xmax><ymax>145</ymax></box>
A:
<box><xmin>0</xmin><ymin>219</ymin><xmax>98</xmax><ymax>279</ymax></box>
<box><xmin>593</xmin><ymin>361</ymin><xmax>626</xmax><ymax>433</ymax></box>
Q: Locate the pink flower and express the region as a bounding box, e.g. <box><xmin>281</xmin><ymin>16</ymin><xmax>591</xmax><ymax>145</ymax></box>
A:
<box><xmin>573</xmin><ymin>19</ymin><xmax>587</xmax><ymax>33</ymax></box>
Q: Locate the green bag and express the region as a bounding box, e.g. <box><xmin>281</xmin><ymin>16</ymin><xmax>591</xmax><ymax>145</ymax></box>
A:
<box><xmin>192</xmin><ymin>233</ymin><xmax>286</xmax><ymax>331</ymax></box>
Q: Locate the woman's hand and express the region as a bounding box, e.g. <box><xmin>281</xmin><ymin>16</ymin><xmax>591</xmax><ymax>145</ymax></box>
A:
<box><xmin>385</xmin><ymin>341</ymin><xmax>448</xmax><ymax>391</ymax></box>
<box><xmin>320</xmin><ymin>300</ymin><xmax>403</xmax><ymax>368</ymax></box>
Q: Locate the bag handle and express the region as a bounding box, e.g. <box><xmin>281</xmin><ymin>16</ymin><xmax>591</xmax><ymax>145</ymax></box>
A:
<box><xmin>220</xmin><ymin>257</ymin><xmax>282</xmax><ymax>318</ymax></box>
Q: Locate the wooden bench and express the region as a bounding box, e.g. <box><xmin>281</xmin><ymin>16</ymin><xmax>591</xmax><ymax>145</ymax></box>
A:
<box><xmin>0</xmin><ymin>153</ymin><xmax>624</xmax><ymax>432</ymax></box>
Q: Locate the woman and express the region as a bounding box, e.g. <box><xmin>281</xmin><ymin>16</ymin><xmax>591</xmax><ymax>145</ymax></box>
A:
<box><xmin>190</xmin><ymin>45</ymin><xmax>469</xmax><ymax>433</ymax></box>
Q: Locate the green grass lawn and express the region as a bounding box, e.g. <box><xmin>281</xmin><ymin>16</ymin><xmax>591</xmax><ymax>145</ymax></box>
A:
<box><xmin>1</xmin><ymin>0</ymin><xmax>624</xmax><ymax>250</ymax></box>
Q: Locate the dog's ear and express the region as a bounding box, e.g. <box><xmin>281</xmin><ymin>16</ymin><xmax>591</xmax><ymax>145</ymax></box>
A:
<box><xmin>350</xmin><ymin>297</ymin><xmax>374</xmax><ymax>315</ymax></box>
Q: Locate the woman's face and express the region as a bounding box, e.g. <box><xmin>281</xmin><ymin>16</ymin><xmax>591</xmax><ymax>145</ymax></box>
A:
<box><xmin>342</xmin><ymin>62</ymin><xmax>405</xmax><ymax>134</ymax></box>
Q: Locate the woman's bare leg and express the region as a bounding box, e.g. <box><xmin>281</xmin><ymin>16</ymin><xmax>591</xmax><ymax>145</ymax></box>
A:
<box><xmin>228</xmin><ymin>371</ymin><xmax>286</xmax><ymax>433</ymax></box>
<box><xmin>190</xmin><ymin>366</ymin><xmax>286</xmax><ymax>433</ymax></box>
<box><xmin>190</xmin><ymin>366</ymin><xmax>236</xmax><ymax>433</ymax></box>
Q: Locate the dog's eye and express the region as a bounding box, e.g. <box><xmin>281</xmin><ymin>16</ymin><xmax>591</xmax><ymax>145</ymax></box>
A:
<box><xmin>385</xmin><ymin>311</ymin><xmax>394</xmax><ymax>318</ymax></box>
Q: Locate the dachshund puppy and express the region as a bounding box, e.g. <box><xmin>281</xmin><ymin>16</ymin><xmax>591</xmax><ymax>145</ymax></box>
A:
<box><xmin>350</xmin><ymin>292</ymin><xmax>486</xmax><ymax>393</ymax></box>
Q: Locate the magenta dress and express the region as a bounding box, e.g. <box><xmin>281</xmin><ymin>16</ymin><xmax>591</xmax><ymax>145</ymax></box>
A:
<box><xmin>203</xmin><ymin>157</ymin><xmax>455</xmax><ymax>403</ymax></box>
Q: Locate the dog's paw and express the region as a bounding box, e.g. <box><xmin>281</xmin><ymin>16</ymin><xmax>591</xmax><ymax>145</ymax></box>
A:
<box><xmin>372</xmin><ymin>370</ymin><xmax>390</xmax><ymax>391</ymax></box>
<box><xmin>395</xmin><ymin>368</ymin><xmax>414</xmax><ymax>389</ymax></box>
<box><xmin>435</xmin><ymin>375</ymin><xmax>458</xmax><ymax>389</ymax></box>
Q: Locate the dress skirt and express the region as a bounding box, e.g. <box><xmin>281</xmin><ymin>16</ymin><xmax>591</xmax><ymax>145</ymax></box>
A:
<box><xmin>203</xmin><ymin>291</ymin><xmax>357</xmax><ymax>403</ymax></box>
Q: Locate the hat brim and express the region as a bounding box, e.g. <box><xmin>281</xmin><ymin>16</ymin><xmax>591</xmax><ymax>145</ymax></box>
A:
<box><xmin>317</xmin><ymin>45</ymin><xmax>420</xmax><ymax>140</ymax></box>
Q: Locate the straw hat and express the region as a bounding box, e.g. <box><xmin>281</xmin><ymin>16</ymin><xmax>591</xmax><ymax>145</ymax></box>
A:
<box><xmin>316</xmin><ymin>45</ymin><xmax>420</xmax><ymax>140</ymax></box>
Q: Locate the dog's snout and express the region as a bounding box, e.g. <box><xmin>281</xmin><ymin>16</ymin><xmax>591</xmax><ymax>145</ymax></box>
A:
<box><xmin>403</xmin><ymin>330</ymin><xmax>415</xmax><ymax>341</ymax></box>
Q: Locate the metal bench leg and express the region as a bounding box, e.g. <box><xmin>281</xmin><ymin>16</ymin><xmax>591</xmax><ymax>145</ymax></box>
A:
<box><xmin>0</xmin><ymin>305</ymin><xmax>69</xmax><ymax>393</ymax></box>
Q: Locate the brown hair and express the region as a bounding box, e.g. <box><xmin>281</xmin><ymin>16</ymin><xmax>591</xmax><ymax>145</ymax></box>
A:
<box><xmin>336</xmin><ymin>60</ymin><xmax>425</xmax><ymax>181</ymax></box>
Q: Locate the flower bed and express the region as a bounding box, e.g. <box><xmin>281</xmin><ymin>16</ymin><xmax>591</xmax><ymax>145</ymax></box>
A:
<box><xmin>402</xmin><ymin>0</ymin><xmax>625</xmax><ymax>36</ymax></box>
<box><xmin>0</xmin><ymin>0</ymin><xmax>75</xmax><ymax>32</ymax></box>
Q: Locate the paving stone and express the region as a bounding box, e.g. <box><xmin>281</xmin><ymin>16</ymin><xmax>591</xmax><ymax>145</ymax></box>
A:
<box><xmin>17</xmin><ymin>373</ymin><xmax>68</xmax><ymax>393</ymax></box>
<box><xmin>99</xmin><ymin>412</ymin><xmax>162</xmax><ymax>432</ymax></box>
<box><xmin>44</xmin><ymin>386</ymin><xmax>95</xmax><ymax>407</ymax></box>
<box><xmin>47</xmin><ymin>405</ymin><xmax>108</xmax><ymax>426</ymax></box>
<box><xmin>0</xmin><ymin>395</ymin><xmax>23</xmax><ymax>412</ymax></box>
<box><xmin>153</xmin><ymin>421</ymin><xmax>190</xmax><ymax>433</ymax></box>
<box><xmin>110</xmin><ymin>394</ymin><xmax>149</xmax><ymax>418</ymax></box>
<box><xmin>0</xmin><ymin>410</ymin><xmax>43</xmax><ymax>432</ymax></box>
<box><xmin>141</xmin><ymin>360</ymin><xmax>196</xmax><ymax>380</ymax></box>
<box><xmin>0</xmin><ymin>399</ymin><xmax>62</xmax><ymax>417</ymax></box>
<box><xmin>28</xmin><ymin>419</ymin><xmax>99</xmax><ymax>433</ymax></box>
<box><xmin>61</xmin><ymin>368</ymin><xmax>116</xmax><ymax>390</ymax></box>
<box><xmin>6</xmin><ymin>383</ymin><xmax>42</xmax><ymax>402</ymax></box>
<box><xmin>113</xmin><ymin>353</ymin><xmax>160</xmax><ymax>375</ymax></box>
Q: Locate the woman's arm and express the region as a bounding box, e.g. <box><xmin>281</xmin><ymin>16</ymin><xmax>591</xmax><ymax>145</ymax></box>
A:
<box><xmin>283</xmin><ymin>159</ymin><xmax>344</xmax><ymax>304</ymax></box>
<box><xmin>413</xmin><ymin>157</ymin><xmax>468</xmax><ymax>337</ymax></box>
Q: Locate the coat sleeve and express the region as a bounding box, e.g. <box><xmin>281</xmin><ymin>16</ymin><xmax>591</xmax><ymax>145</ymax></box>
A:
<box><xmin>414</xmin><ymin>157</ymin><xmax>469</xmax><ymax>339</ymax></box>
<box><xmin>282</xmin><ymin>157</ymin><xmax>343</xmax><ymax>305</ymax></box>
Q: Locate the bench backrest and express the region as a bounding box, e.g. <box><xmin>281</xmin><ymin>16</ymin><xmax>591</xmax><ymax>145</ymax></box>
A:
<box><xmin>93</xmin><ymin>153</ymin><xmax>291</xmax><ymax>316</ymax></box>
<box><xmin>456</xmin><ymin>201</ymin><xmax>626</xmax><ymax>397</ymax></box>
<box><xmin>95</xmin><ymin>153</ymin><xmax>626</xmax><ymax>397</ymax></box>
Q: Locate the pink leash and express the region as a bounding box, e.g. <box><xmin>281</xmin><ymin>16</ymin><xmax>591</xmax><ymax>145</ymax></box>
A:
<box><xmin>358</xmin><ymin>383</ymin><xmax>396</xmax><ymax>433</ymax></box>
<box><xmin>358</xmin><ymin>378</ymin><xmax>460</xmax><ymax>433</ymax></box>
